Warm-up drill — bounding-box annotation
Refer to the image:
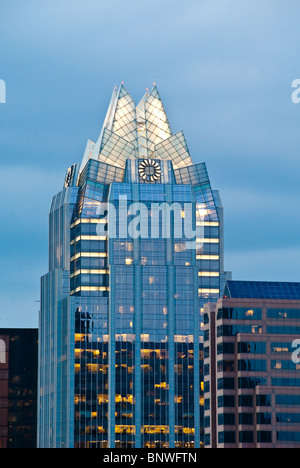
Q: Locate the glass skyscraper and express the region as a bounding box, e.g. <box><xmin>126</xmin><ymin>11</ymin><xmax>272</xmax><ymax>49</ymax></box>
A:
<box><xmin>38</xmin><ymin>84</ymin><xmax>228</xmax><ymax>448</ymax></box>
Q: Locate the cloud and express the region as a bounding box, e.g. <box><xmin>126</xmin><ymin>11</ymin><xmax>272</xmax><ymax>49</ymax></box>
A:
<box><xmin>1</xmin><ymin>0</ymin><xmax>300</xmax><ymax>325</ymax></box>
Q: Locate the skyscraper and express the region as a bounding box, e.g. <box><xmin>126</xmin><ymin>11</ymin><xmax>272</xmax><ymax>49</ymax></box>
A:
<box><xmin>38</xmin><ymin>84</ymin><xmax>227</xmax><ymax>448</ymax></box>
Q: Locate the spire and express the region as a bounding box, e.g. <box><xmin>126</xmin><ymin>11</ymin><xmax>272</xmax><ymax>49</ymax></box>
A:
<box><xmin>136</xmin><ymin>89</ymin><xmax>149</xmax><ymax>158</ymax></box>
<box><xmin>79</xmin><ymin>139</ymin><xmax>96</xmax><ymax>173</ymax></box>
<box><xmin>79</xmin><ymin>83</ymin><xmax>193</xmax><ymax>173</ymax></box>
<box><xmin>143</xmin><ymin>85</ymin><xmax>172</xmax><ymax>151</ymax></box>
<box><xmin>106</xmin><ymin>83</ymin><xmax>137</xmax><ymax>144</ymax></box>
<box><xmin>135</xmin><ymin>85</ymin><xmax>172</xmax><ymax>158</ymax></box>
<box><xmin>102</xmin><ymin>85</ymin><xmax>119</xmax><ymax>131</ymax></box>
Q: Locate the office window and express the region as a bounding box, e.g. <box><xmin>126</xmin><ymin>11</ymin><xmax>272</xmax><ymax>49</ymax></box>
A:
<box><xmin>277</xmin><ymin>431</ymin><xmax>300</xmax><ymax>442</ymax></box>
<box><xmin>271</xmin><ymin>342</ymin><xmax>293</xmax><ymax>354</ymax></box>
<box><xmin>238</xmin><ymin>342</ymin><xmax>266</xmax><ymax>354</ymax></box>
<box><xmin>238</xmin><ymin>377</ymin><xmax>267</xmax><ymax>389</ymax></box>
<box><xmin>217</xmin><ymin>308</ymin><xmax>262</xmax><ymax>320</ymax></box>
<box><xmin>239</xmin><ymin>413</ymin><xmax>253</xmax><ymax>425</ymax></box>
<box><xmin>257</xmin><ymin>431</ymin><xmax>272</xmax><ymax>443</ymax></box>
<box><xmin>239</xmin><ymin>431</ymin><xmax>253</xmax><ymax>443</ymax></box>
<box><xmin>204</xmin><ymin>416</ymin><xmax>210</xmax><ymax>428</ymax></box>
<box><xmin>267</xmin><ymin>309</ymin><xmax>300</xmax><ymax>320</ymax></box>
<box><xmin>257</xmin><ymin>413</ymin><xmax>272</xmax><ymax>425</ymax></box>
<box><xmin>256</xmin><ymin>395</ymin><xmax>271</xmax><ymax>407</ymax></box>
<box><xmin>238</xmin><ymin>395</ymin><xmax>253</xmax><ymax>407</ymax></box>
<box><xmin>238</xmin><ymin>359</ymin><xmax>266</xmax><ymax>372</ymax></box>
<box><xmin>217</xmin><ymin>342</ymin><xmax>235</xmax><ymax>355</ymax></box>
<box><xmin>218</xmin><ymin>431</ymin><xmax>236</xmax><ymax>444</ymax></box>
<box><xmin>218</xmin><ymin>413</ymin><xmax>235</xmax><ymax>426</ymax></box>
<box><xmin>276</xmin><ymin>413</ymin><xmax>300</xmax><ymax>424</ymax></box>
<box><xmin>276</xmin><ymin>395</ymin><xmax>300</xmax><ymax>406</ymax></box>
<box><xmin>204</xmin><ymin>434</ymin><xmax>211</xmax><ymax>446</ymax></box>
<box><xmin>218</xmin><ymin>396</ymin><xmax>235</xmax><ymax>408</ymax></box>
<box><xmin>217</xmin><ymin>360</ymin><xmax>235</xmax><ymax>372</ymax></box>
<box><xmin>217</xmin><ymin>378</ymin><xmax>235</xmax><ymax>390</ymax></box>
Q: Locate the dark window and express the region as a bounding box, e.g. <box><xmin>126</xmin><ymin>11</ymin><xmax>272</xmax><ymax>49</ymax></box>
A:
<box><xmin>239</xmin><ymin>431</ymin><xmax>253</xmax><ymax>443</ymax></box>
<box><xmin>217</xmin><ymin>360</ymin><xmax>235</xmax><ymax>372</ymax></box>
<box><xmin>238</xmin><ymin>359</ymin><xmax>266</xmax><ymax>372</ymax></box>
<box><xmin>239</xmin><ymin>413</ymin><xmax>253</xmax><ymax>425</ymax></box>
<box><xmin>218</xmin><ymin>396</ymin><xmax>235</xmax><ymax>408</ymax></box>
<box><xmin>218</xmin><ymin>431</ymin><xmax>236</xmax><ymax>444</ymax></box>
<box><xmin>204</xmin><ymin>416</ymin><xmax>210</xmax><ymax>428</ymax></box>
<box><xmin>257</xmin><ymin>413</ymin><xmax>272</xmax><ymax>425</ymax></box>
<box><xmin>257</xmin><ymin>431</ymin><xmax>272</xmax><ymax>443</ymax></box>
<box><xmin>218</xmin><ymin>378</ymin><xmax>235</xmax><ymax>390</ymax></box>
<box><xmin>256</xmin><ymin>395</ymin><xmax>271</xmax><ymax>407</ymax></box>
<box><xmin>238</xmin><ymin>377</ymin><xmax>267</xmax><ymax>389</ymax></box>
<box><xmin>238</xmin><ymin>395</ymin><xmax>253</xmax><ymax>407</ymax></box>
<box><xmin>217</xmin><ymin>342</ymin><xmax>235</xmax><ymax>355</ymax></box>
<box><xmin>238</xmin><ymin>341</ymin><xmax>266</xmax><ymax>354</ymax></box>
<box><xmin>218</xmin><ymin>413</ymin><xmax>235</xmax><ymax>426</ymax></box>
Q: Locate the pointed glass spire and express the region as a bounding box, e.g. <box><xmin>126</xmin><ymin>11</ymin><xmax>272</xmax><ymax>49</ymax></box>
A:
<box><xmin>110</xmin><ymin>84</ymin><xmax>137</xmax><ymax>144</ymax></box>
<box><xmin>135</xmin><ymin>86</ymin><xmax>172</xmax><ymax>158</ymax></box>
<box><xmin>136</xmin><ymin>90</ymin><xmax>149</xmax><ymax>158</ymax></box>
<box><xmin>79</xmin><ymin>83</ymin><xmax>193</xmax><ymax>172</ymax></box>
<box><xmin>79</xmin><ymin>139</ymin><xmax>96</xmax><ymax>173</ymax></box>
<box><xmin>144</xmin><ymin>86</ymin><xmax>172</xmax><ymax>151</ymax></box>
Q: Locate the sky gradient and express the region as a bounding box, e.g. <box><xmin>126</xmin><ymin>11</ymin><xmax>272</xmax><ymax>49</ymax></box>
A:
<box><xmin>0</xmin><ymin>0</ymin><xmax>300</xmax><ymax>328</ymax></box>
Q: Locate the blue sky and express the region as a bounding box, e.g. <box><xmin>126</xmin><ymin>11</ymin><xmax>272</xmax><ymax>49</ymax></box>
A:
<box><xmin>0</xmin><ymin>0</ymin><xmax>300</xmax><ymax>327</ymax></box>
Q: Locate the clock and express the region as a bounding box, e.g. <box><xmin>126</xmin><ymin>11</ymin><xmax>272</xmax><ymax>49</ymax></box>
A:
<box><xmin>138</xmin><ymin>159</ymin><xmax>161</xmax><ymax>183</ymax></box>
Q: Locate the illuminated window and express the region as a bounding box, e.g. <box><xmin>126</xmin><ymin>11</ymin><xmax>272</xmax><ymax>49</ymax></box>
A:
<box><xmin>245</xmin><ymin>309</ymin><xmax>254</xmax><ymax>317</ymax></box>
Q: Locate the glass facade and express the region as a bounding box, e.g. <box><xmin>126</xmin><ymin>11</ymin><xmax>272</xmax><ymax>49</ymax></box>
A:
<box><xmin>38</xmin><ymin>84</ymin><xmax>227</xmax><ymax>448</ymax></box>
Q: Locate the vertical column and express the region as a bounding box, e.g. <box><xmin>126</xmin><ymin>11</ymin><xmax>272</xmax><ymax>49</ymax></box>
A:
<box><xmin>134</xmin><ymin>263</ymin><xmax>142</xmax><ymax>448</ymax></box>
<box><xmin>166</xmin><ymin>185</ymin><xmax>175</xmax><ymax>448</ymax></box>
<box><xmin>132</xmin><ymin>184</ymin><xmax>142</xmax><ymax>448</ymax></box>
<box><xmin>108</xmin><ymin>264</ymin><xmax>116</xmax><ymax>448</ymax></box>
<box><xmin>67</xmin><ymin>297</ymin><xmax>75</xmax><ymax>448</ymax></box>
<box><xmin>167</xmin><ymin>263</ymin><xmax>175</xmax><ymax>448</ymax></box>
<box><xmin>193</xmin><ymin>266</ymin><xmax>201</xmax><ymax>448</ymax></box>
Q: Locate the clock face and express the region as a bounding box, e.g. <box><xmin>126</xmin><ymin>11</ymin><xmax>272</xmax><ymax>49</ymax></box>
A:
<box><xmin>64</xmin><ymin>167</ymin><xmax>73</xmax><ymax>187</ymax></box>
<box><xmin>138</xmin><ymin>159</ymin><xmax>161</xmax><ymax>183</ymax></box>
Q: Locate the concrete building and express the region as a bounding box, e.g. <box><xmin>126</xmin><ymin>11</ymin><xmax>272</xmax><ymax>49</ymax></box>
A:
<box><xmin>204</xmin><ymin>280</ymin><xmax>300</xmax><ymax>448</ymax></box>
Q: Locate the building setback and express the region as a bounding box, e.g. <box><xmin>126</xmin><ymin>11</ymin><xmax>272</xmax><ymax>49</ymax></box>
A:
<box><xmin>204</xmin><ymin>280</ymin><xmax>300</xmax><ymax>448</ymax></box>
<box><xmin>38</xmin><ymin>84</ymin><xmax>229</xmax><ymax>448</ymax></box>
<box><xmin>0</xmin><ymin>329</ymin><xmax>38</xmax><ymax>448</ymax></box>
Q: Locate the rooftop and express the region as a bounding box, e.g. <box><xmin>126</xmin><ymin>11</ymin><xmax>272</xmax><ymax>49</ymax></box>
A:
<box><xmin>223</xmin><ymin>280</ymin><xmax>300</xmax><ymax>300</ymax></box>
